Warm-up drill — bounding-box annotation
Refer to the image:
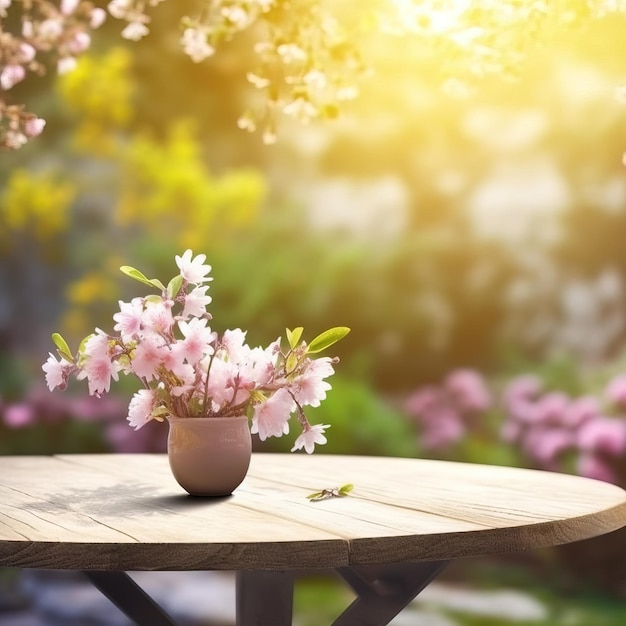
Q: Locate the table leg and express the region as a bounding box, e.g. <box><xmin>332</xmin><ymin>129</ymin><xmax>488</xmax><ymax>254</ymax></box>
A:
<box><xmin>83</xmin><ymin>571</ymin><xmax>178</xmax><ymax>626</ymax></box>
<box><xmin>332</xmin><ymin>560</ymin><xmax>449</xmax><ymax>626</ymax></box>
<box><xmin>236</xmin><ymin>570</ymin><xmax>295</xmax><ymax>626</ymax></box>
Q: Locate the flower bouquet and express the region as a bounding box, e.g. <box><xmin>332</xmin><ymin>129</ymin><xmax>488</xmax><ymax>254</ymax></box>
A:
<box><xmin>43</xmin><ymin>250</ymin><xmax>349</xmax><ymax>494</ymax></box>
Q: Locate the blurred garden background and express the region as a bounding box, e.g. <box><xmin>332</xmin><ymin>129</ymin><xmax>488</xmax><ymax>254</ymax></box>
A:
<box><xmin>4</xmin><ymin>1</ymin><xmax>626</xmax><ymax>624</ymax></box>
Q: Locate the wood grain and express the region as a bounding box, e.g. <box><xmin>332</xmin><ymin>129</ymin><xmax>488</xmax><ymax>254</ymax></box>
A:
<box><xmin>0</xmin><ymin>454</ymin><xmax>625</xmax><ymax>571</ymax></box>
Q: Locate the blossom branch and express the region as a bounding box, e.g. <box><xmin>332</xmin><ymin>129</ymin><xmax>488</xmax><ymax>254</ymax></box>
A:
<box><xmin>43</xmin><ymin>249</ymin><xmax>348</xmax><ymax>453</ymax></box>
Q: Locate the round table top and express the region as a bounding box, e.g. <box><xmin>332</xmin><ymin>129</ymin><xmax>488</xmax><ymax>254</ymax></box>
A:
<box><xmin>1</xmin><ymin>453</ymin><xmax>625</xmax><ymax>571</ymax></box>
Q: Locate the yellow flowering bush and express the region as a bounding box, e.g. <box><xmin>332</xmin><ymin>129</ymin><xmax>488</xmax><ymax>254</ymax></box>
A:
<box><xmin>115</xmin><ymin>121</ymin><xmax>267</xmax><ymax>250</ymax></box>
<box><xmin>0</xmin><ymin>169</ymin><xmax>76</xmax><ymax>250</ymax></box>
<box><xmin>57</xmin><ymin>47</ymin><xmax>133</xmax><ymax>155</ymax></box>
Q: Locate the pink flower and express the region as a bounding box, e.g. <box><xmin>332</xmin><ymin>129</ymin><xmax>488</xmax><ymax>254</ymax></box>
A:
<box><xmin>205</xmin><ymin>358</ymin><xmax>240</xmax><ymax>408</ymax></box>
<box><xmin>290</xmin><ymin>357</ymin><xmax>334</xmax><ymax>407</ymax></box>
<box><xmin>577</xmin><ymin>453</ymin><xmax>618</xmax><ymax>483</ymax></box>
<box><xmin>181</xmin><ymin>285</ymin><xmax>212</xmax><ymax>319</ymax></box>
<box><xmin>523</xmin><ymin>427</ymin><xmax>574</xmax><ymax>467</ymax></box>
<box><xmin>127</xmin><ymin>389</ymin><xmax>156</xmax><ymax>430</ymax></box>
<box><xmin>291</xmin><ymin>424</ymin><xmax>330</xmax><ymax>454</ymax></box>
<box><xmin>220</xmin><ymin>328</ymin><xmax>248</xmax><ymax>362</ymax></box>
<box><xmin>251</xmin><ymin>388</ymin><xmax>294</xmax><ymax>441</ymax></box>
<box><xmin>505</xmin><ymin>397</ymin><xmax>538</xmax><ymax>423</ymax></box>
<box><xmin>577</xmin><ymin>417</ymin><xmax>626</xmax><ymax>456</ymax></box>
<box><xmin>141</xmin><ymin>300</ymin><xmax>174</xmax><ymax>336</ymax></box>
<box><xmin>533</xmin><ymin>392</ymin><xmax>570</xmax><ymax>425</ymax></box>
<box><xmin>113</xmin><ymin>297</ymin><xmax>144</xmax><ymax>340</ymax></box>
<box><xmin>503</xmin><ymin>375</ymin><xmax>543</xmax><ymax>408</ymax></box>
<box><xmin>563</xmin><ymin>396</ymin><xmax>600</xmax><ymax>428</ymax></box>
<box><xmin>3</xmin><ymin>403</ymin><xmax>35</xmax><ymax>428</ymax></box>
<box><xmin>83</xmin><ymin>329</ymin><xmax>110</xmax><ymax>359</ymax></box>
<box><xmin>161</xmin><ymin>346</ymin><xmax>194</xmax><ymax>384</ymax></box>
<box><xmin>77</xmin><ymin>355</ymin><xmax>120</xmax><ymax>396</ymax></box>
<box><xmin>420</xmin><ymin>408</ymin><xmax>465</xmax><ymax>450</ymax></box>
<box><xmin>404</xmin><ymin>386</ymin><xmax>442</xmax><ymax>420</ymax></box>
<box><xmin>237</xmin><ymin>345</ymin><xmax>275</xmax><ymax>389</ymax></box>
<box><xmin>42</xmin><ymin>353</ymin><xmax>73</xmax><ymax>390</ymax></box>
<box><xmin>131</xmin><ymin>336</ymin><xmax>164</xmax><ymax>381</ymax></box>
<box><xmin>444</xmin><ymin>369</ymin><xmax>491</xmax><ymax>413</ymax></box>
<box><xmin>175</xmin><ymin>249</ymin><xmax>212</xmax><ymax>285</ymax></box>
<box><xmin>24</xmin><ymin>117</ymin><xmax>46</xmax><ymax>138</ymax></box>
<box><xmin>177</xmin><ymin>318</ymin><xmax>214</xmax><ymax>364</ymax></box>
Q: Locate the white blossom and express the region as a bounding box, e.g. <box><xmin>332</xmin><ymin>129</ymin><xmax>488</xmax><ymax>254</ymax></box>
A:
<box><xmin>38</xmin><ymin>18</ymin><xmax>63</xmax><ymax>40</ymax></box>
<box><xmin>121</xmin><ymin>21</ymin><xmax>150</xmax><ymax>41</ymax></box>
<box><xmin>181</xmin><ymin>27</ymin><xmax>215</xmax><ymax>63</ymax></box>
<box><xmin>221</xmin><ymin>5</ymin><xmax>250</xmax><ymax>29</ymax></box>
<box><xmin>0</xmin><ymin>0</ymin><xmax>11</xmax><ymax>19</ymax></box>
<box><xmin>60</xmin><ymin>0</ymin><xmax>79</xmax><ymax>15</ymax></box>
<box><xmin>90</xmin><ymin>8</ymin><xmax>107</xmax><ymax>29</ymax></box>
<box><xmin>277</xmin><ymin>43</ymin><xmax>308</xmax><ymax>63</ymax></box>
<box><xmin>57</xmin><ymin>56</ymin><xmax>77</xmax><ymax>75</ymax></box>
<box><xmin>0</xmin><ymin>65</ymin><xmax>25</xmax><ymax>90</ymax></box>
<box><xmin>108</xmin><ymin>0</ymin><xmax>133</xmax><ymax>19</ymax></box>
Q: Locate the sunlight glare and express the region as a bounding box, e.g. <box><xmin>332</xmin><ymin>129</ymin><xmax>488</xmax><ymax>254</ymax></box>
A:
<box><xmin>390</xmin><ymin>0</ymin><xmax>473</xmax><ymax>36</ymax></box>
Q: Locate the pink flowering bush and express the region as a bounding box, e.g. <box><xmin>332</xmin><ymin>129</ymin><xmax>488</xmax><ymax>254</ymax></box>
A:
<box><xmin>404</xmin><ymin>368</ymin><xmax>492</xmax><ymax>451</ymax></box>
<box><xmin>43</xmin><ymin>250</ymin><xmax>349</xmax><ymax>454</ymax></box>
<box><xmin>501</xmin><ymin>374</ymin><xmax>626</xmax><ymax>483</ymax></box>
<box><xmin>405</xmin><ymin>367</ymin><xmax>626</xmax><ymax>484</ymax></box>
<box><xmin>0</xmin><ymin>383</ymin><xmax>131</xmax><ymax>454</ymax></box>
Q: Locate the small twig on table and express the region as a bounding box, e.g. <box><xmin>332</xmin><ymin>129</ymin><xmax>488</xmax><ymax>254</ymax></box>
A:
<box><xmin>307</xmin><ymin>483</ymin><xmax>354</xmax><ymax>502</ymax></box>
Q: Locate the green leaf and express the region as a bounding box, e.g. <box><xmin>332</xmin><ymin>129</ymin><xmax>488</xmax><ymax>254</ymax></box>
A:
<box><xmin>286</xmin><ymin>351</ymin><xmax>300</xmax><ymax>374</ymax></box>
<box><xmin>51</xmin><ymin>333</ymin><xmax>73</xmax><ymax>362</ymax></box>
<box><xmin>286</xmin><ymin>326</ymin><xmax>304</xmax><ymax>349</ymax></box>
<box><xmin>120</xmin><ymin>266</ymin><xmax>166</xmax><ymax>291</ymax></box>
<box><xmin>306</xmin><ymin>491</ymin><xmax>324</xmax><ymax>500</ymax></box>
<box><xmin>120</xmin><ymin>265</ymin><xmax>153</xmax><ymax>286</ymax></box>
<box><xmin>150</xmin><ymin>278</ymin><xmax>166</xmax><ymax>291</ymax></box>
<box><xmin>339</xmin><ymin>483</ymin><xmax>354</xmax><ymax>496</ymax></box>
<box><xmin>151</xmin><ymin>406</ymin><xmax>171</xmax><ymax>418</ymax></box>
<box><xmin>76</xmin><ymin>333</ymin><xmax>95</xmax><ymax>363</ymax></box>
<box><xmin>306</xmin><ymin>327</ymin><xmax>351</xmax><ymax>354</ymax></box>
<box><xmin>167</xmin><ymin>274</ymin><xmax>184</xmax><ymax>299</ymax></box>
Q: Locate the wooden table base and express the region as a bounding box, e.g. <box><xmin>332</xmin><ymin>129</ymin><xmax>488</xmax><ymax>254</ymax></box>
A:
<box><xmin>83</xmin><ymin>571</ymin><xmax>177</xmax><ymax>626</ymax></box>
<box><xmin>83</xmin><ymin>562</ymin><xmax>449</xmax><ymax>626</ymax></box>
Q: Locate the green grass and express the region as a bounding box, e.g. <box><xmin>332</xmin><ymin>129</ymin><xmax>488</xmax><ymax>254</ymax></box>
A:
<box><xmin>291</xmin><ymin>566</ymin><xmax>626</xmax><ymax>626</ymax></box>
<box><xmin>293</xmin><ymin>575</ymin><xmax>354</xmax><ymax>626</ymax></box>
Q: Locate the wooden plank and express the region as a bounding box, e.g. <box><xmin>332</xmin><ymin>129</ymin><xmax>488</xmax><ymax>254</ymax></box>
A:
<box><xmin>52</xmin><ymin>454</ymin><xmax>489</xmax><ymax>536</ymax></box>
<box><xmin>0</xmin><ymin>455</ymin><xmax>350</xmax><ymax>570</ymax></box>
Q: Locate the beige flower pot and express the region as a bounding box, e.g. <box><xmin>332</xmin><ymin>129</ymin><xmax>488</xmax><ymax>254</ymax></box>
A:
<box><xmin>167</xmin><ymin>416</ymin><xmax>252</xmax><ymax>496</ymax></box>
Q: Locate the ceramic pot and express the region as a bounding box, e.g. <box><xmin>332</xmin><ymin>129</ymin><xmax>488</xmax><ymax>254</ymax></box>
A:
<box><xmin>167</xmin><ymin>416</ymin><xmax>252</xmax><ymax>496</ymax></box>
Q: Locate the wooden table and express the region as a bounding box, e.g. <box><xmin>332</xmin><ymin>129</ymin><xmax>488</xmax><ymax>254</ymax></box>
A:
<box><xmin>1</xmin><ymin>453</ymin><xmax>626</xmax><ymax>626</ymax></box>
